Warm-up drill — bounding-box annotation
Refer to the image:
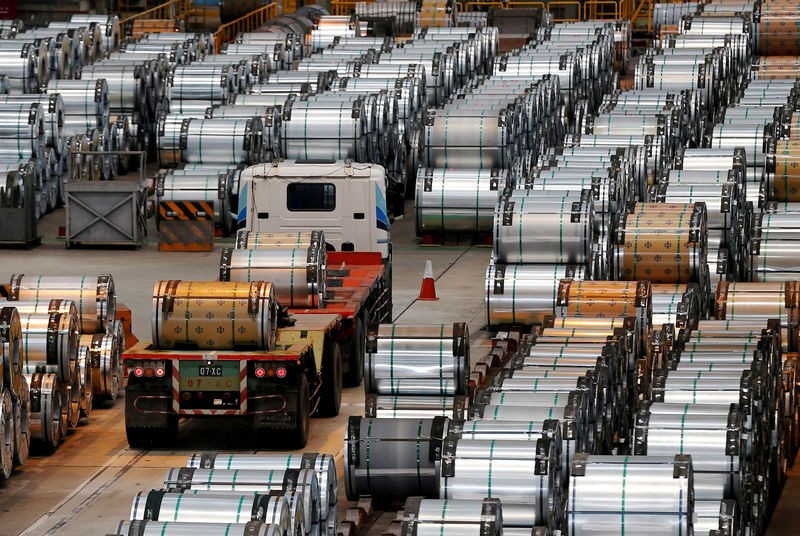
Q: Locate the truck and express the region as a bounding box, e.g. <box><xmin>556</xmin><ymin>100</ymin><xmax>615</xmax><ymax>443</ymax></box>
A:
<box><xmin>123</xmin><ymin>160</ymin><xmax>392</xmax><ymax>448</ymax></box>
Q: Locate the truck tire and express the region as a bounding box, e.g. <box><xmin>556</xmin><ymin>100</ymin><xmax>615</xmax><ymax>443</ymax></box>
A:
<box><xmin>344</xmin><ymin>317</ymin><xmax>365</xmax><ymax>387</ymax></box>
<box><xmin>317</xmin><ymin>337</ymin><xmax>342</xmax><ymax>417</ymax></box>
<box><xmin>286</xmin><ymin>375</ymin><xmax>310</xmax><ymax>448</ymax></box>
<box><xmin>125</xmin><ymin>415</ymin><xmax>177</xmax><ymax>448</ymax></box>
<box><xmin>124</xmin><ymin>387</ymin><xmax>177</xmax><ymax>448</ymax></box>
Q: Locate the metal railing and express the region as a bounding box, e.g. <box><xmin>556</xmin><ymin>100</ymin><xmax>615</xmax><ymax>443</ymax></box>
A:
<box><xmin>329</xmin><ymin>0</ymin><xmax>630</xmax><ymax>22</ymax></box>
<box><xmin>332</xmin><ymin>0</ymin><xmax>361</xmax><ymax>15</ymax></box>
<box><xmin>213</xmin><ymin>3</ymin><xmax>279</xmax><ymax>52</ymax></box>
<box><xmin>119</xmin><ymin>0</ymin><xmax>191</xmax><ymax>35</ymax></box>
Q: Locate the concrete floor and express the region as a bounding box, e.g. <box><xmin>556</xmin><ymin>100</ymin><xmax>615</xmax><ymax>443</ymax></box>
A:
<box><xmin>1</xmin><ymin>200</ymin><xmax>799</xmax><ymax>535</ymax></box>
<box><xmin>0</xmin><ymin>198</ymin><xmax>493</xmax><ymax>535</ymax></box>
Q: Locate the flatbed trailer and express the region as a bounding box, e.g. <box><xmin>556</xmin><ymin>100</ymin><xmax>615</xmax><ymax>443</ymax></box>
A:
<box><xmin>123</xmin><ymin>251</ymin><xmax>391</xmax><ymax>448</ymax></box>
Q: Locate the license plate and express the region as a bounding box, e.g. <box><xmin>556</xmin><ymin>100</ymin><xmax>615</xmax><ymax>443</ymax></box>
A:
<box><xmin>180</xmin><ymin>361</ymin><xmax>239</xmax><ymax>391</ymax></box>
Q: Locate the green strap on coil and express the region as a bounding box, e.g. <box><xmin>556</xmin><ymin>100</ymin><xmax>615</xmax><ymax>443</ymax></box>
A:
<box><xmin>416</xmin><ymin>419</ymin><xmax>423</xmax><ymax>490</ymax></box>
<box><xmin>390</xmin><ymin>325</ymin><xmax>396</xmax><ymax>386</ymax></box>
<box><xmin>438</xmin><ymin>324</ymin><xmax>444</xmax><ymax>394</ymax></box>
<box><xmin>289</xmin><ymin>248</ymin><xmax>296</xmax><ymax>307</ymax></box>
<box><xmin>621</xmin><ymin>456</ymin><xmax>628</xmax><ymax>534</ymax></box>
<box><xmin>366</xmin><ymin>419</ymin><xmax>373</xmax><ymax>489</ymax></box>
<box><xmin>173</xmin><ymin>494</ymin><xmax>183</xmax><ymax>521</ymax></box>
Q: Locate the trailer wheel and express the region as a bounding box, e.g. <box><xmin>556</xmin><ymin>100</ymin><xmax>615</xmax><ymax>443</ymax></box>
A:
<box><xmin>344</xmin><ymin>316</ymin><xmax>365</xmax><ymax>387</ymax></box>
<box><xmin>317</xmin><ymin>337</ymin><xmax>342</xmax><ymax>417</ymax></box>
<box><xmin>125</xmin><ymin>415</ymin><xmax>177</xmax><ymax>448</ymax></box>
<box><xmin>286</xmin><ymin>375</ymin><xmax>310</xmax><ymax>448</ymax></box>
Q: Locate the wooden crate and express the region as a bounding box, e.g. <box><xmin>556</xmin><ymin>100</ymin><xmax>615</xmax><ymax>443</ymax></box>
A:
<box><xmin>158</xmin><ymin>200</ymin><xmax>214</xmax><ymax>251</ymax></box>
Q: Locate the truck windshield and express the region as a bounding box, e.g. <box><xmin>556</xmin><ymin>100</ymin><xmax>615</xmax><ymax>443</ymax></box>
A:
<box><xmin>287</xmin><ymin>182</ymin><xmax>336</xmax><ymax>211</ymax></box>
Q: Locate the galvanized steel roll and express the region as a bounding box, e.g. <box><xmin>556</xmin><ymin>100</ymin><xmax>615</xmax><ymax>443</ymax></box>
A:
<box><xmin>364</xmin><ymin>323</ymin><xmax>469</xmax><ymax>396</ymax></box>
<box><xmin>130</xmin><ymin>491</ymin><xmax>283</xmax><ymax>524</ymax></box>
<box><xmin>485</xmin><ymin>264</ymin><xmax>587</xmax><ymax>327</ymax></box>
<box><xmin>219</xmin><ymin>247</ymin><xmax>325</xmax><ymax>308</ymax></box>
<box><xmin>235</xmin><ymin>230</ymin><xmax>325</xmax><ymax>251</ymax></box>
<box><xmin>0</xmin><ymin>95</ymin><xmax>64</xmax><ymax>153</ymax></box>
<box><xmin>0</xmin><ymin>389</ymin><xmax>11</xmax><ymax>478</ymax></box>
<box><xmin>45</xmin><ymin>79</ymin><xmax>109</xmax><ymax>131</ymax></box>
<box><xmin>0</xmin><ymin>44</ymin><xmax>46</xmax><ymax>93</ymax></box>
<box><xmin>0</xmin><ymin>103</ymin><xmax>45</xmax><ymax>161</ymax></box>
<box><xmin>80</xmin><ymin>331</ymin><xmax>121</xmax><ymax>401</ymax></box>
<box><xmin>156</xmin><ymin>172</ymin><xmax>233</xmax><ymax>234</ymax></box>
<box><xmin>423</xmin><ymin>108</ymin><xmax>514</xmax><ymax>169</ymax></box>
<box><xmin>185</xmin><ymin>451</ymin><xmax>337</xmax><ymax>528</ymax></box>
<box><xmin>401</xmin><ymin>497</ymin><xmax>502</xmax><ymax>536</ymax></box>
<box><xmin>364</xmin><ymin>393</ymin><xmax>466</xmax><ymax>420</ymax></box>
<box><xmin>164</xmin><ymin>467</ymin><xmax>318</xmax><ymax>530</ymax></box>
<box><xmin>566</xmin><ymin>454</ymin><xmax>694</xmax><ymax>536</ymax></box>
<box><xmin>17</xmin><ymin>311</ymin><xmax>78</xmax><ymax>382</ymax></box>
<box><xmin>439</xmin><ymin>435</ymin><xmax>561</xmax><ymax>528</ymax></box>
<box><xmin>344</xmin><ymin>416</ymin><xmax>450</xmax><ymax>501</ymax></box>
<box><xmin>25</xmin><ymin>372</ymin><xmax>60</xmax><ymax>452</ymax></box>
<box><xmin>493</xmin><ymin>194</ymin><xmax>594</xmax><ymax>265</ymax></box>
<box><xmin>281</xmin><ymin>99</ymin><xmax>366</xmax><ymax>162</ymax></box>
<box><xmin>151</xmin><ymin>280</ymin><xmax>278</xmax><ymax>351</ymax></box>
<box><xmin>12</xmin><ymin>374</ymin><xmax>30</xmax><ymax>466</ymax></box>
<box><xmin>182</xmin><ymin>117</ymin><xmax>263</xmax><ymax>165</ymax></box>
<box><xmin>76</xmin><ymin>345</ymin><xmax>92</xmax><ymax>417</ymax></box>
<box><xmin>7</xmin><ymin>274</ymin><xmax>115</xmax><ymax>334</ymax></box>
<box><xmin>415</xmin><ymin>168</ymin><xmax>506</xmax><ymax>234</ymax></box>
<box><xmin>0</xmin><ymin>306</ymin><xmax>24</xmax><ymax>399</ymax></box>
<box><xmin>111</xmin><ymin>520</ymin><xmax>281</xmax><ymax>536</ymax></box>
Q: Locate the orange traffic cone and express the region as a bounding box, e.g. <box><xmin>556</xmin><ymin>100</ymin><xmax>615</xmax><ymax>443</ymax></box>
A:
<box><xmin>417</xmin><ymin>260</ymin><xmax>439</xmax><ymax>301</ymax></box>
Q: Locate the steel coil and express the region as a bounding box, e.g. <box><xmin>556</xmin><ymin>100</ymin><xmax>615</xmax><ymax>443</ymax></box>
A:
<box><xmin>0</xmin><ymin>103</ymin><xmax>45</xmax><ymax>161</ymax></box>
<box><xmin>17</xmin><ymin>311</ymin><xmax>78</xmax><ymax>382</ymax></box>
<box><xmin>151</xmin><ymin>280</ymin><xmax>278</xmax><ymax>350</ymax></box>
<box><xmin>186</xmin><ymin>451</ymin><xmax>337</xmax><ymax>529</ymax></box>
<box><xmin>439</xmin><ymin>435</ymin><xmax>561</xmax><ymax>528</ymax></box>
<box><xmin>364</xmin><ymin>323</ymin><xmax>469</xmax><ymax>396</ymax></box>
<box><xmin>485</xmin><ymin>264</ymin><xmax>587</xmax><ymax>326</ymax></box>
<box><xmin>492</xmin><ymin>194</ymin><xmax>594</xmax><ymax>265</ymax></box>
<box><xmin>156</xmin><ymin>172</ymin><xmax>233</xmax><ymax>234</ymax></box>
<box><xmin>131</xmin><ymin>491</ymin><xmax>287</xmax><ymax>525</ymax></box>
<box><xmin>219</xmin><ymin>247</ymin><xmax>326</xmax><ymax>308</ymax></box>
<box><xmin>235</xmin><ymin>230</ymin><xmax>325</xmax><ymax>251</ymax></box>
<box><xmin>111</xmin><ymin>520</ymin><xmax>280</xmax><ymax>536</ymax></box>
<box><xmin>182</xmin><ymin>117</ymin><xmax>263</xmax><ymax>165</ymax></box>
<box><xmin>414</xmin><ymin>168</ymin><xmax>506</xmax><ymax>234</ymax></box>
<box><xmin>25</xmin><ymin>372</ymin><xmax>60</xmax><ymax>451</ymax></box>
<box><xmin>76</xmin><ymin>345</ymin><xmax>92</xmax><ymax>417</ymax></box>
<box><xmin>566</xmin><ymin>454</ymin><xmax>694</xmax><ymax>536</ymax></box>
<box><xmin>80</xmin><ymin>332</ymin><xmax>121</xmax><ymax>401</ymax></box>
<box><xmin>401</xmin><ymin>497</ymin><xmax>502</xmax><ymax>536</ymax></box>
<box><xmin>7</xmin><ymin>274</ymin><xmax>115</xmax><ymax>333</ymax></box>
<box><xmin>164</xmin><ymin>467</ymin><xmax>318</xmax><ymax>531</ymax></box>
<box><xmin>0</xmin><ymin>307</ymin><xmax>24</xmax><ymax>399</ymax></box>
<box><xmin>344</xmin><ymin>416</ymin><xmax>450</xmax><ymax>501</ymax></box>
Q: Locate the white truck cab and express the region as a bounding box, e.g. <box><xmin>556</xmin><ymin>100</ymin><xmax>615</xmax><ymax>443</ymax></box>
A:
<box><xmin>237</xmin><ymin>159</ymin><xmax>391</xmax><ymax>260</ymax></box>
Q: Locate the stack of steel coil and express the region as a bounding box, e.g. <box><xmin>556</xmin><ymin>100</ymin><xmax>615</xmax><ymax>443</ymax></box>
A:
<box><xmin>363</xmin><ymin>323</ymin><xmax>469</xmax><ymax>418</ymax></box>
<box><xmin>649</xmin><ymin>318</ymin><xmax>786</xmax><ymax>535</ymax></box>
<box><xmin>0</xmin><ymin>306</ymin><xmax>28</xmax><ymax>478</ymax></box>
<box><xmin>0</xmin><ymin>273</ymin><xmax>120</xmax><ymax>466</ymax></box>
<box><xmin>111</xmin><ymin>451</ymin><xmax>337</xmax><ymax>536</ymax></box>
<box><xmin>6</xmin><ymin>274</ymin><xmax>122</xmax><ymax>403</ymax></box>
